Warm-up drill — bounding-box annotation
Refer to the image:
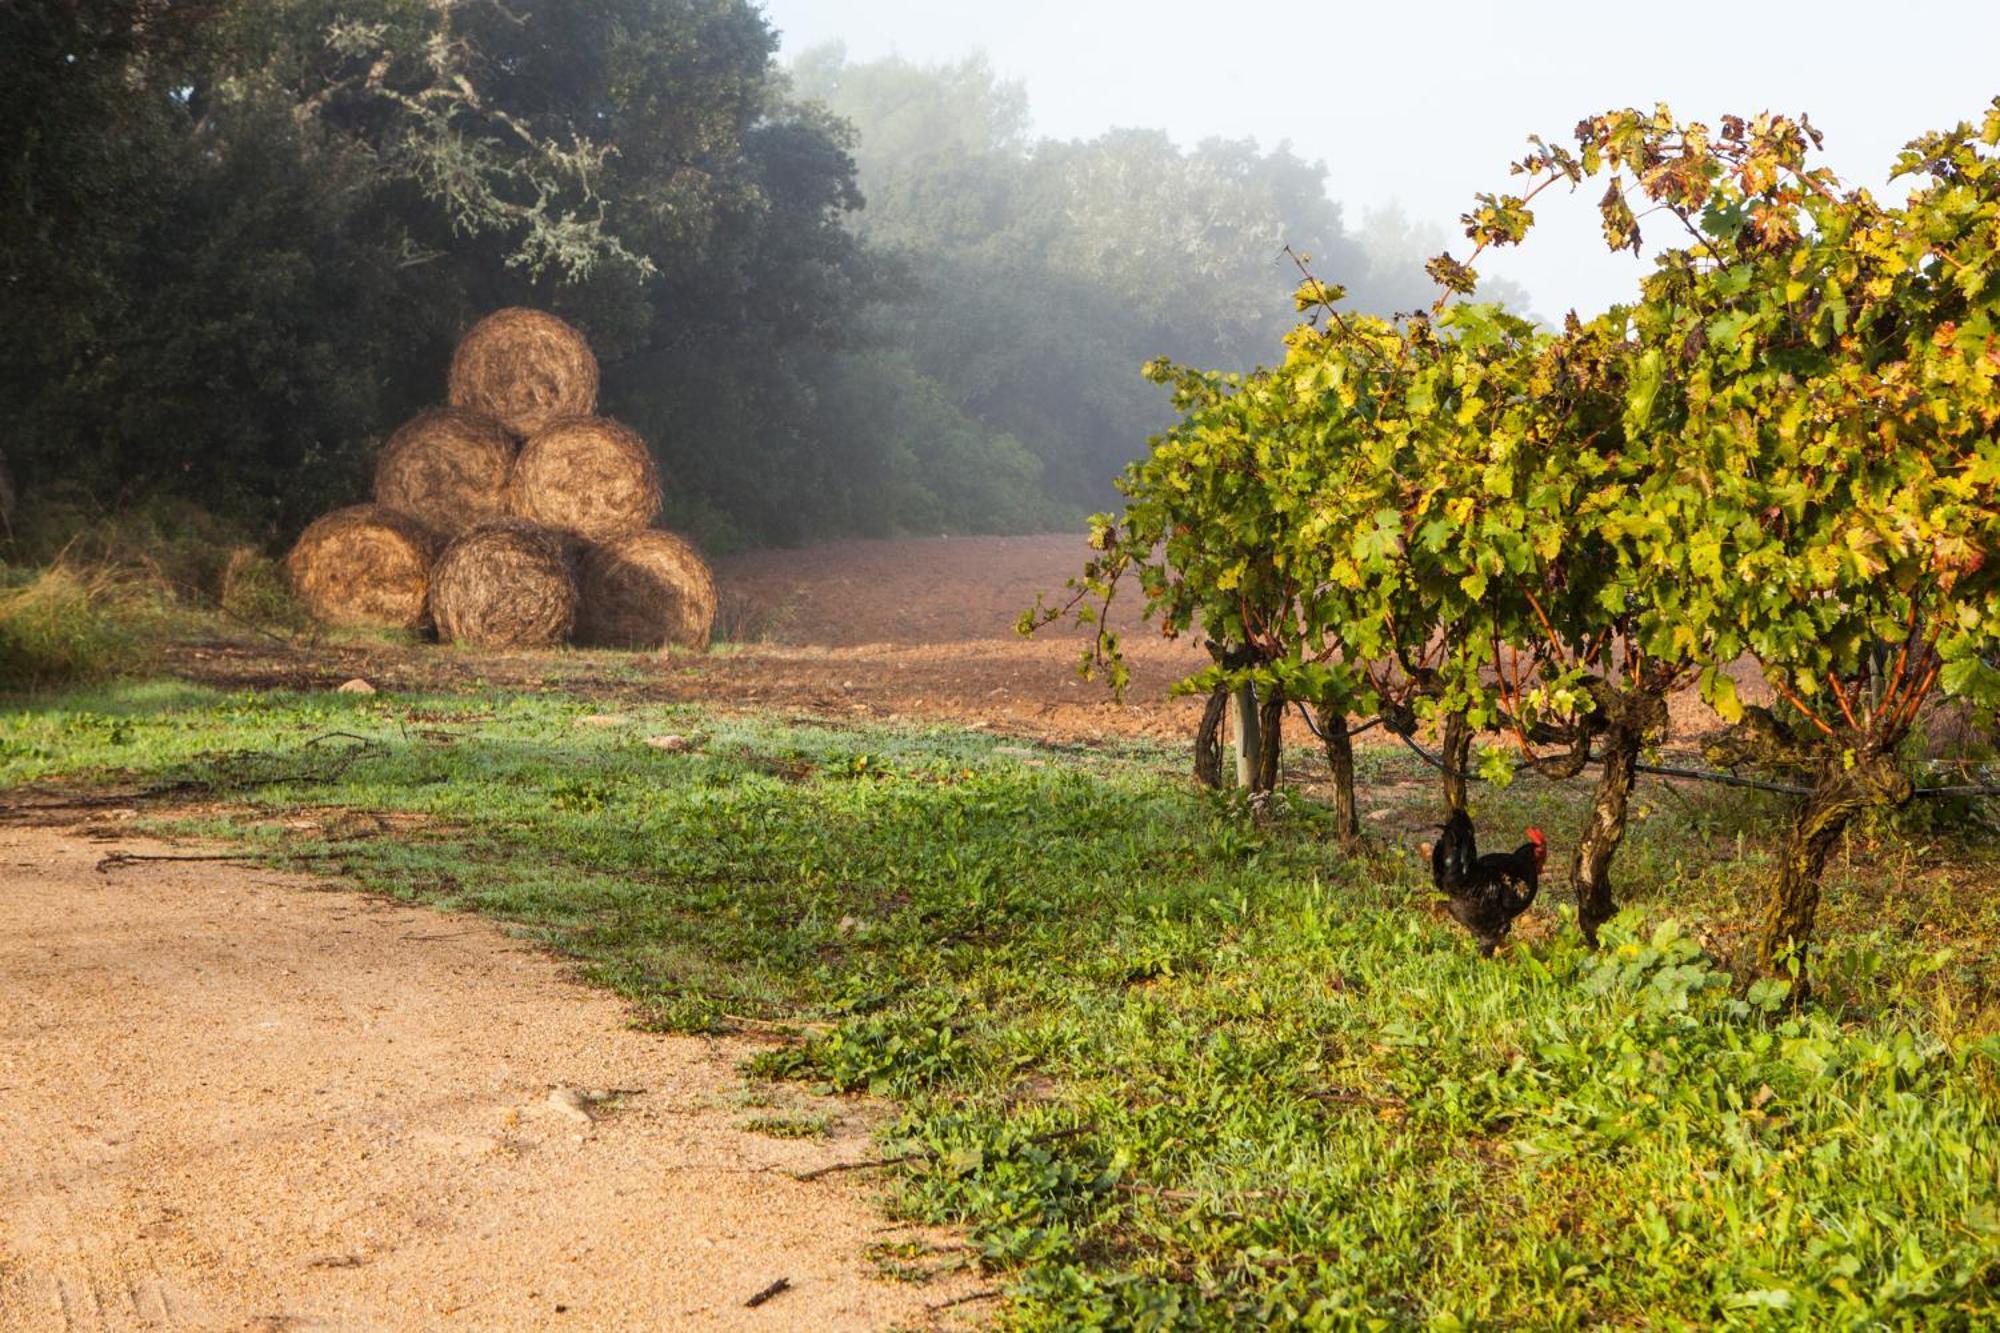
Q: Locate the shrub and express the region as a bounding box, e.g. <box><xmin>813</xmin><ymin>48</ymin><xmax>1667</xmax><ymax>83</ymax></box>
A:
<box><xmin>0</xmin><ymin>562</ymin><xmax>161</xmax><ymax>691</ymax></box>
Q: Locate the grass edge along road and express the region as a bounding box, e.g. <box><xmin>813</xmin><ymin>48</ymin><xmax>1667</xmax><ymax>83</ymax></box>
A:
<box><xmin>5</xmin><ymin>680</ymin><xmax>1998</xmax><ymax>1329</ymax></box>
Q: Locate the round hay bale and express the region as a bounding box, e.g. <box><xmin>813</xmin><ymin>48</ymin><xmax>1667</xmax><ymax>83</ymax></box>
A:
<box><xmin>430</xmin><ymin>519</ymin><xmax>578</xmax><ymax>650</ymax></box>
<box><xmin>373</xmin><ymin>408</ymin><xmax>517</xmax><ymax>537</ymax></box>
<box><xmin>577</xmin><ymin>530</ymin><xmax>718</xmax><ymax>651</ymax></box>
<box><xmin>448</xmin><ymin>308</ymin><xmax>599</xmax><ymax>439</ymax></box>
<box><xmin>506</xmin><ymin>416</ymin><xmax>662</xmax><ymax>542</ymax></box>
<box><xmin>285</xmin><ymin>505</ymin><xmax>440</xmax><ymax>631</ymax></box>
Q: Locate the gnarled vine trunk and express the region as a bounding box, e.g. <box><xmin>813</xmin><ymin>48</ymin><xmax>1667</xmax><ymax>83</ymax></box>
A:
<box><xmin>1705</xmin><ymin>705</ymin><xmax>1917</xmax><ymax>997</ymax></box>
<box><xmin>1322</xmin><ymin>710</ymin><xmax>1359</xmax><ymax>847</ymax></box>
<box><xmin>1570</xmin><ymin>686</ymin><xmax>1668</xmax><ymax>947</ymax></box>
<box><xmin>1570</xmin><ymin>727</ymin><xmax>1637</xmax><ymax>947</ymax></box>
<box><xmin>1202</xmin><ymin>641</ymin><xmax>1260</xmax><ymax>792</ymax></box>
<box><xmin>1760</xmin><ymin>755</ymin><xmax>1914</xmax><ymax>991</ymax></box>
<box><xmin>1254</xmin><ymin>687</ymin><xmax>1285</xmax><ymax>794</ymax></box>
<box><xmin>1440</xmin><ymin>711</ymin><xmax>1473</xmax><ymax>814</ymax></box>
<box><xmin>1194</xmin><ymin>687</ymin><xmax>1229</xmax><ymax>789</ymax></box>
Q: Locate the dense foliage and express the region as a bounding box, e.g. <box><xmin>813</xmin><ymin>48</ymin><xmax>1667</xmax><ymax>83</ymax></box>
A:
<box><xmin>0</xmin><ymin>6</ymin><xmax>955</xmax><ymax>546</ymax></box>
<box><xmin>2</xmin><ymin>0</ymin><xmax>908</xmax><ymax>545</ymax></box>
<box><xmin>7</xmin><ymin>686</ymin><xmax>1996</xmax><ymax>1325</ymax></box>
<box><xmin>1064</xmin><ymin>102</ymin><xmax>2000</xmax><ymax>989</ymax></box>
<box><xmin>3</xmin><ymin>8</ymin><xmax>1462</xmax><ymax>551</ymax></box>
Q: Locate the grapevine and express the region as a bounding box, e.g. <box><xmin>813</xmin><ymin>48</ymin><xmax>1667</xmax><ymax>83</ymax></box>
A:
<box><xmin>1038</xmin><ymin>99</ymin><xmax>2000</xmax><ymax>989</ymax></box>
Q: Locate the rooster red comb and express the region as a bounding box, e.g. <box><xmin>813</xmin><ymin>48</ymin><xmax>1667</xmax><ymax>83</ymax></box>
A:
<box><xmin>1527</xmin><ymin>827</ymin><xmax>1548</xmax><ymax>863</ymax></box>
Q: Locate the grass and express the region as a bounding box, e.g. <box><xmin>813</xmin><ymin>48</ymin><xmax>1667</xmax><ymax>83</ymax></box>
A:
<box><xmin>745</xmin><ymin>1111</ymin><xmax>836</xmax><ymax>1140</ymax></box>
<box><xmin>4</xmin><ymin>680</ymin><xmax>1998</xmax><ymax>1328</ymax></box>
<box><xmin>0</xmin><ymin>506</ymin><xmax>321</xmax><ymax>692</ymax></box>
<box><xmin>0</xmin><ymin>561</ymin><xmax>167</xmax><ymax>690</ymax></box>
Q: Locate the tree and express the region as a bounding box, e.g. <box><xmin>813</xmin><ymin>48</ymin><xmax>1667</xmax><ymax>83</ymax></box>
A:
<box><xmin>2</xmin><ymin>1</ymin><xmax>464</xmax><ymax>534</ymax></box>
<box><xmin>789</xmin><ymin>44</ymin><xmax>1030</xmax><ymax>190</ymax></box>
<box><xmin>1056</xmin><ymin>100</ymin><xmax>2000</xmax><ymax>992</ymax></box>
<box><xmin>1444</xmin><ymin>102</ymin><xmax>2000</xmax><ymax>985</ymax></box>
<box><xmin>0</xmin><ymin>0</ymin><xmax>918</xmax><ymax>546</ymax></box>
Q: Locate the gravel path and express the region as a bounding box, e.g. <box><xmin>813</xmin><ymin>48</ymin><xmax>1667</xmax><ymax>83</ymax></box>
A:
<box><xmin>0</xmin><ymin>827</ymin><xmax>979</xmax><ymax>1330</ymax></box>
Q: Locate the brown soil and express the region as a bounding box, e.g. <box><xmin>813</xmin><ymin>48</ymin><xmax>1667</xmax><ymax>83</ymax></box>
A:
<box><xmin>698</xmin><ymin>534</ymin><xmax>1213</xmax><ymax>740</ymax></box>
<box><xmin>0</xmin><ymin>827</ymin><xmax>982</xmax><ymax>1331</ymax></box>
<box><xmin>171</xmin><ymin>534</ymin><xmax>1218</xmax><ymax>745</ymax></box>
<box><xmin>171</xmin><ymin>533</ymin><xmax>1756</xmax><ymax>749</ymax></box>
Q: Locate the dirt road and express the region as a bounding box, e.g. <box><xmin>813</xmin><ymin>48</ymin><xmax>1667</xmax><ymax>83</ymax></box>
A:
<box><xmin>0</xmin><ymin>827</ymin><xmax>979</xmax><ymax>1330</ymax></box>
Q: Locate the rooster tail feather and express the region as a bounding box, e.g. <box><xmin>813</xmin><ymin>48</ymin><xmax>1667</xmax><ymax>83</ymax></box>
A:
<box><xmin>1432</xmin><ymin>808</ymin><xmax>1477</xmax><ymax>892</ymax></box>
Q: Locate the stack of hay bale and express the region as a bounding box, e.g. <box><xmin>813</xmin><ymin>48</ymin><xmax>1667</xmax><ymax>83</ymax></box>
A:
<box><xmin>286</xmin><ymin>309</ymin><xmax>716</xmax><ymax>652</ymax></box>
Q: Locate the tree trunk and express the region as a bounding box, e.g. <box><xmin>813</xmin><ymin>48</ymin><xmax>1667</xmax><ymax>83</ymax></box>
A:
<box><xmin>1569</xmin><ymin>686</ymin><xmax>1668</xmax><ymax>947</ymax></box>
<box><xmin>1322</xmin><ymin>710</ymin><xmax>1359</xmax><ymax>847</ymax></box>
<box><xmin>1571</xmin><ymin>723</ymin><xmax>1640</xmax><ymax>947</ymax></box>
<box><xmin>1231</xmin><ymin>683</ymin><xmax>1261</xmax><ymax>790</ymax></box>
<box><xmin>1440</xmin><ymin>712</ymin><xmax>1472</xmax><ymax>813</ymax></box>
<box><xmin>1254</xmin><ymin>687</ymin><xmax>1285</xmax><ymax>794</ymax></box>
<box><xmin>1194</xmin><ymin>687</ymin><xmax>1229</xmax><ymax>789</ymax></box>
<box><xmin>1760</xmin><ymin>754</ymin><xmax>1914</xmax><ymax>993</ymax></box>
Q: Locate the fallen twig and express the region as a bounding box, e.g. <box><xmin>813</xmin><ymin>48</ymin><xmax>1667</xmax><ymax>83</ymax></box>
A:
<box><xmin>928</xmin><ymin>1288</ymin><xmax>1003</xmax><ymax>1313</ymax></box>
<box><xmin>743</xmin><ymin>1277</ymin><xmax>791</xmax><ymax>1309</ymax></box>
<box><xmin>7</xmin><ymin>784</ymin><xmax>204</xmax><ymax>814</ymax></box>
<box><xmin>791</xmin><ymin>1151</ymin><xmax>927</xmax><ymax>1183</ymax></box>
<box><xmin>95</xmin><ymin>850</ymin><xmax>343</xmax><ymax>874</ymax></box>
<box><xmin>13</xmin><ymin>734</ymin><xmax>386</xmax><ymax>828</ymax></box>
<box><xmin>301</xmin><ymin>731</ymin><xmax>376</xmax><ymax>749</ymax></box>
<box><xmin>1305</xmin><ymin>1086</ymin><xmax>1406</xmax><ymax>1109</ymax></box>
<box><xmin>96</xmin><ymin>851</ymin><xmax>257</xmax><ymax>872</ymax></box>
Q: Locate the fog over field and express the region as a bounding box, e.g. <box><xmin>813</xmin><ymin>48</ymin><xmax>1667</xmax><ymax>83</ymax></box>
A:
<box><xmin>764</xmin><ymin>0</ymin><xmax>2000</xmax><ymax>318</ymax></box>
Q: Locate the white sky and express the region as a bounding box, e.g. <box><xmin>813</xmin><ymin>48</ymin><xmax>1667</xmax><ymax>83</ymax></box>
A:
<box><xmin>759</xmin><ymin>0</ymin><xmax>2000</xmax><ymax>319</ymax></box>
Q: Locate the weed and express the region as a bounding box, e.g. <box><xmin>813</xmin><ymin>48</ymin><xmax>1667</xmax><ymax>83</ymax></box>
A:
<box><xmin>745</xmin><ymin>1112</ymin><xmax>833</xmax><ymax>1140</ymax></box>
<box><xmin>0</xmin><ymin>561</ymin><xmax>163</xmax><ymax>690</ymax></box>
<box><xmin>218</xmin><ymin>548</ymin><xmax>316</xmax><ymax>639</ymax></box>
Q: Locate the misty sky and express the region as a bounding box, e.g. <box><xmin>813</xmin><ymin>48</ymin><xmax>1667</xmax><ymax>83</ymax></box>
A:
<box><xmin>760</xmin><ymin>0</ymin><xmax>2000</xmax><ymax>319</ymax></box>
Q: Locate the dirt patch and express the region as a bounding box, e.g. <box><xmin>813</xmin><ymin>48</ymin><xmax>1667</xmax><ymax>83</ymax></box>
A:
<box><xmin>694</xmin><ymin>536</ymin><xmax>1211</xmax><ymax>739</ymax></box>
<box><xmin>0</xmin><ymin>828</ymin><xmax>982</xmax><ymax>1330</ymax></box>
<box><xmin>685</xmin><ymin>534</ymin><xmax>1761</xmax><ymax>747</ymax></box>
<box><xmin>163</xmin><ymin>532</ymin><xmax>1757</xmax><ymax>753</ymax></box>
<box><xmin>167</xmin><ymin>534</ymin><xmax>1215</xmax><ymax>745</ymax></box>
<box><xmin>711</xmin><ymin>534</ymin><xmax>1137</xmax><ymax>650</ymax></box>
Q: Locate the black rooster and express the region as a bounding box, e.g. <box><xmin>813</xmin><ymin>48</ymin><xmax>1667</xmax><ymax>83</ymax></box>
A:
<box><xmin>1430</xmin><ymin>809</ymin><xmax>1546</xmax><ymax>956</ymax></box>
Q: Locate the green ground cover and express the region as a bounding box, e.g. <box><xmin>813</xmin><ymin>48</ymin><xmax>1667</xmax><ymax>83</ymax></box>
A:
<box><xmin>4</xmin><ymin>681</ymin><xmax>1997</xmax><ymax>1328</ymax></box>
